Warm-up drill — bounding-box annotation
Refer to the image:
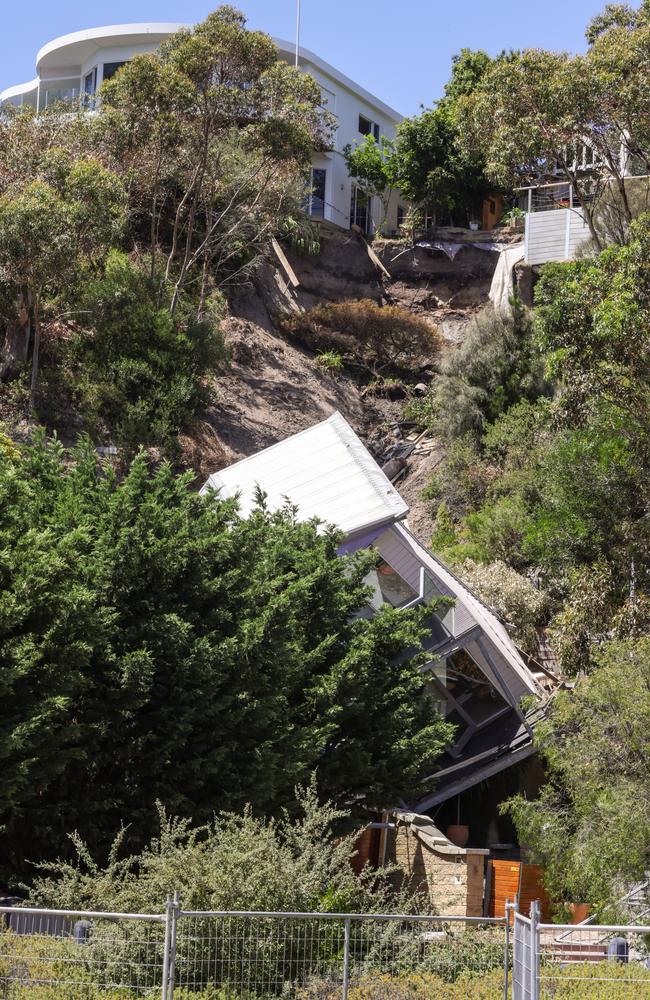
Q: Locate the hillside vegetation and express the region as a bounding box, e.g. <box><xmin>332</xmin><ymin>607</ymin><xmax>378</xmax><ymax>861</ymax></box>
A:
<box><xmin>0</xmin><ymin>7</ymin><xmax>330</xmax><ymax>453</ymax></box>
<box><xmin>0</xmin><ymin>0</ymin><xmax>650</xmax><ymax>917</ymax></box>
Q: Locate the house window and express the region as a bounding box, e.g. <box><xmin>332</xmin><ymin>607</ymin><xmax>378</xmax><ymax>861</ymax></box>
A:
<box><xmin>396</xmin><ymin>205</ymin><xmax>407</xmax><ymax>229</ymax></box>
<box><xmin>83</xmin><ymin>67</ymin><xmax>97</xmax><ymax>108</ymax></box>
<box><xmin>103</xmin><ymin>61</ymin><xmax>127</xmax><ymax>82</ymax></box>
<box><xmin>308</xmin><ymin>168</ymin><xmax>326</xmax><ymax>219</ymax></box>
<box><xmin>365</xmin><ymin>559</ymin><xmax>419</xmax><ymax>612</ymax></box>
<box><xmin>428</xmin><ymin>647</ymin><xmax>510</xmax><ymax>745</ymax></box>
<box><xmin>44</xmin><ymin>85</ymin><xmax>79</xmax><ymax>107</ymax></box>
<box><xmin>358</xmin><ymin>114</ymin><xmax>380</xmax><ymax>141</ymax></box>
<box><xmin>350</xmin><ymin>185</ymin><xmax>372</xmax><ymax>232</ymax></box>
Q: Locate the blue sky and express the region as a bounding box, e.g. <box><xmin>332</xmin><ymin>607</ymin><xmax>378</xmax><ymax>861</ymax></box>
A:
<box><xmin>2</xmin><ymin>0</ymin><xmax>608</xmax><ymax>115</ymax></box>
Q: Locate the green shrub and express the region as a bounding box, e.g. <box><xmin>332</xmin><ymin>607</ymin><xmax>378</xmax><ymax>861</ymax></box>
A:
<box><xmin>431</xmin><ymin>300</ymin><xmax>549</xmax><ymax>443</ymax></box>
<box><xmin>316</xmin><ymin>350</ymin><xmax>344</xmax><ymax>372</ymax></box>
<box><xmin>66</xmin><ymin>251</ymin><xmax>227</xmax><ymax>453</ymax></box>
<box><xmin>430</xmin><ymin>502</ymin><xmax>458</xmax><ymax>553</ymax></box>
<box><xmin>456</xmin><ymin>559</ymin><xmax>552</xmax><ymax>654</ymax></box>
<box><xmin>299</xmin><ymin>969</ymin><xmax>506</xmax><ymax>1000</ymax></box>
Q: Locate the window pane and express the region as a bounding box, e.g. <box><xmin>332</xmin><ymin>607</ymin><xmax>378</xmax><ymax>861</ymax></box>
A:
<box><xmin>446</xmin><ymin>649</ymin><xmax>508</xmax><ymax>725</ymax></box>
<box><xmin>309</xmin><ymin>168</ymin><xmax>326</xmax><ymax>219</ymax></box>
<box><xmin>350</xmin><ymin>185</ymin><xmax>371</xmax><ymax>231</ymax></box>
<box><xmin>83</xmin><ymin>68</ymin><xmax>97</xmax><ymax>108</ymax></box>
<box><xmin>423</xmin><ymin>572</ymin><xmax>454</xmax><ymax>632</ymax></box>
<box><xmin>45</xmin><ymin>86</ymin><xmax>79</xmax><ymax>107</ymax></box>
<box><xmin>358</xmin><ymin>114</ymin><xmax>371</xmax><ymax>135</ymax></box>
<box><xmin>365</xmin><ymin>559</ymin><xmax>418</xmax><ymax>611</ymax></box>
<box><xmin>103</xmin><ymin>61</ymin><xmax>127</xmax><ymax>81</ymax></box>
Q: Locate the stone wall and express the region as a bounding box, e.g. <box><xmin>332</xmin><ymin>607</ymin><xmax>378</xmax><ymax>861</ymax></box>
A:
<box><xmin>387</xmin><ymin>821</ymin><xmax>487</xmax><ymax>917</ymax></box>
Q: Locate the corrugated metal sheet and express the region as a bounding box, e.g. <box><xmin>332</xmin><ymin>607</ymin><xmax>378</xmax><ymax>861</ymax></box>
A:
<box><xmin>201</xmin><ymin>412</ymin><xmax>409</xmax><ymax>536</ymax></box>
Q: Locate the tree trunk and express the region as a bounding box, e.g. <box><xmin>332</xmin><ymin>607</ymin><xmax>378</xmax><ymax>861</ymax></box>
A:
<box><xmin>29</xmin><ymin>295</ymin><xmax>41</xmax><ymax>411</ymax></box>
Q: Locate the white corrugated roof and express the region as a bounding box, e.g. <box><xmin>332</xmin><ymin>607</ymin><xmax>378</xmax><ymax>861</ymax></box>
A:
<box><xmin>201</xmin><ymin>411</ymin><xmax>409</xmax><ymax>536</ymax></box>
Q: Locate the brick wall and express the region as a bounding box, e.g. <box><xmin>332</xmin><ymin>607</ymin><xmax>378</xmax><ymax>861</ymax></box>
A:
<box><xmin>387</xmin><ymin>822</ymin><xmax>486</xmax><ymax>917</ymax></box>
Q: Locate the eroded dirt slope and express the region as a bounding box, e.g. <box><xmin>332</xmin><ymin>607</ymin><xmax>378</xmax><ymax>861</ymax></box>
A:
<box><xmin>181</xmin><ymin>225</ymin><xmax>502</xmax><ymax>541</ymax></box>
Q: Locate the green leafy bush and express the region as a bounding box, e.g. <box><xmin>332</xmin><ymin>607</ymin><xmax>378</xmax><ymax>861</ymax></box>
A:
<box><xmin>316</xmin><ymin>350</ymin><xmax>344</xmax><ymax>372</ymax></box>
<box><xmin>298</xmin><ymin>962</ymin><xmax>650</xmax><ymax>1000</ymax></box>
<box><xmin>455</xmin><ymin>559</ymin><xmax>552</xmax><ymax>654</ymax></box>
<box><xmin>0</xmin><ymin>434</ymin><xmax>452</xmax><ymax>879</ymax></box>
<box><xmin>506</xmin><ymin>637</ymin><xmax>650</xmax><ymax>911</ymax></box>
<box><xmin>66</xmin><ymin>251</ymin><xmax>227</xmax><ymax>453</ymax></box>
<box><xmin>431</xmin><ymin>300</ymin><xmax>549</xmax><ymax>443</ymax></box>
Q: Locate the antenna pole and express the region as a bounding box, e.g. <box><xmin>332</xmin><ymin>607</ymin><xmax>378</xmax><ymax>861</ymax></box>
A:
<box><xmin>295</xmin><ymin>0</ymin><xmax>301</xmax><ymax>66</ymax></box>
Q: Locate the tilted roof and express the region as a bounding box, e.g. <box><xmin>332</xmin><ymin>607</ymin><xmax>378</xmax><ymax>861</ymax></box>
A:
<box><xmin>201</xmin><ymin>411</ymin><xmax>409</xmax><ymax>537</ymax></box>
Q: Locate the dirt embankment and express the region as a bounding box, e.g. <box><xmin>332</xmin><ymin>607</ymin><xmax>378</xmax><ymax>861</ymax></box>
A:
<box><xmin>186</xmin><ymin>225</ymin><xmax>506</xmax><ymax>541</ymax></box>
<box><xmin>0</xmin><ymin>223</ymin><xmax>505</xmax><ymax>543</ymax></box>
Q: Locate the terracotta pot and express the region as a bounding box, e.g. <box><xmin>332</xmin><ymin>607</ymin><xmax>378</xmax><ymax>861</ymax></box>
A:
<box><xmin>568</xmin><ymin>902</ymin><xmax>590</xmax><ymax>924</ymax></box>
<box><xmin>446</xmin><ymin>824</ymin><xmax>469</xmax><ymax>848</ymax></box>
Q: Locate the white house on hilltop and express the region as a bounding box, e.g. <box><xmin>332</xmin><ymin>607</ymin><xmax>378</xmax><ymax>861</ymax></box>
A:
<box><xmin>0</xmin><ymin>23</ymin><xmax>406</xmax><ymax>234</ymax></box>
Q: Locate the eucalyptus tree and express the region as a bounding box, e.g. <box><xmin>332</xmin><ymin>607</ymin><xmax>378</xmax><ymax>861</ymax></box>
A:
<box><xmin>100</xmin><ymin>6</ymin><xmax>333</xmax><ymax>313</ymax></box>
<box><xmin>457</xmin><ymin>2</ymin><xmax>650</xmax><ymax>247</ymax></box>
<box><xmin>0</xmin><ymin>159</ymin><xmax>125</xmax><ymax>406</ymax></box>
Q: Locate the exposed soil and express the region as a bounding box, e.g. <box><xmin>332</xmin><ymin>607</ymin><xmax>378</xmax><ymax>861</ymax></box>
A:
<box><xmin>177</xmin><ymin>224</ymin><xmax>507</xmax><ymax>541</ymax></box>
<box><xmin>2</xmin><ymin>223</ymin><xmax>508</xmax><ymax>544</ymax></box>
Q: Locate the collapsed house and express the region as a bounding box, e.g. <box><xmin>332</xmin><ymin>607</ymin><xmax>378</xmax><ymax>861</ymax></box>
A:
<box><xmin>202</xmin><ymin>411</ymin><xmax>556</xmax><ymax>913</ymax></box>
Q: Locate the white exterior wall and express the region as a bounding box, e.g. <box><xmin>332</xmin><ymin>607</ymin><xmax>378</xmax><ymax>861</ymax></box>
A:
<box><xmin>279</xmin><ymin>46</ymin><xmax>404</xmax><ymax>232</ymax></box>
<box><xmin>524</xmin><ymin>207</ymin><xmax>591</xmax><ymax>265</ymax></box>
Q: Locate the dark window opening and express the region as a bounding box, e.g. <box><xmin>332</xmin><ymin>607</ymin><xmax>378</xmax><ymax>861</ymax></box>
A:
<box><xmin>358</xmin><ymin>114</ymin><xmax>380</xmax><ymax>141</ymax></box>
<box><xmin>308</xmin><ymin>168</ymin><xmax>326</xmax><ymax>219</ymax></box>
<box><xmin>350</xmin><ymin>185</ymin><xmax>371</xmax><ymax>232</ymax></box>
<box><xmin>83</xmin><ymin>68</ymin><xmax>97</xmax><ymax>109</ymax></box>
<box><xmin>428</xmin><ymin>647</ymin><xmax>511</xmax><ymax>753</ymax></box>
<box><xmin>103</xmin><ymin>61</ymin><xmax>127</xmax><ymax>82</ymax></box>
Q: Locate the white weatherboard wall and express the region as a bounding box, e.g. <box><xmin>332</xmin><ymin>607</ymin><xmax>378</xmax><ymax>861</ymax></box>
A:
<box><xmin>524</xmin><ymin>208</ymin><xmax>590</xmax><ymax>265</ymax></box>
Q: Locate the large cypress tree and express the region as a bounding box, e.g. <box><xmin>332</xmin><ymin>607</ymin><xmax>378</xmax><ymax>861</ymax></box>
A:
<box><xmin>0</xmin><ymin>434</ymin><xmax>452</xmax><ymax>882</ymax></box>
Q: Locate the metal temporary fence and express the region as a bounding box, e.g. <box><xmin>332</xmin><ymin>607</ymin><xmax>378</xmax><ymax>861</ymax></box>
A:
<box><xmin>0</xmin><ymin>904</ymin><xmax>166</xmax><ymax>997</ymax></box>
<box><xmin>0</xmin><ymin>900</ymin><xmax>509</xmax><ymax>999</ymax></box>
<box><xmin>512</xmin><ymin>903</ymin><xmax>539</xmax><ymax>1000</ymax></box>
<box><xmin>537</xmin><ymin>918</ymin><xmax>650</xmax><ymax>997</ymax></box>
<box><xmin>512</xmin><ymin>901</ymin><xmax>650</xmax><ymax>998</ymax></box>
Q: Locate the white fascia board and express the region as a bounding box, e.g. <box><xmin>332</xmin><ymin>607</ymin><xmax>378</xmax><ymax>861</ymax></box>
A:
<box><xmin>1</xmin><ymin>78</ymin><xmax>39</xmax><ymax>101</ymax></box>
<box><xmin>36</xmin><ymin>24</ymin><xmax>188</xmax><ymax>72</ymax></box>
<box><xmin>273</xmin><ymin>37</ymin><xmax>403</xmax><ymax>124</ymax></box>
<box><xmin>392</xmin><ymin>521</ymin><xmax>541</xmax><ymax>698</ymax></box>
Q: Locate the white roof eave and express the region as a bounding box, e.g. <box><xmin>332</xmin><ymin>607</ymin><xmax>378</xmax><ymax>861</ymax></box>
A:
<box><xmin>272</xmin><ymin>37</ymin><xmax>403</xmax><ymax>123</ymax></box>
<box><xmin>1</xmin><ymin>78</ymin><xmax>39</xmax><ymax>101</ymax></box>
<box><xmin>36</xmin><ymin>23</ymin><xmax>189</xmax><ymax>72</ymax></box>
